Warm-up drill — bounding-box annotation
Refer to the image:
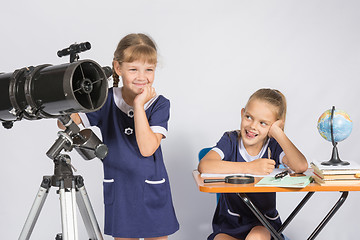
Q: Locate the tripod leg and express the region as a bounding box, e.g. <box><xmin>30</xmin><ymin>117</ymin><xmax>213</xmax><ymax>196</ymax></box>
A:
<box><xmin>59</xmin><ymin>180</ymin><xmax>79</xmax><ymax>240</ymax></box>
<box><xmin>75</xmin><ymin>176</ymin><xmax>104</xmax><ymax>240</ymax></box>
<box><xmin>19</xmin><ymin>177</ymin><xmax>51</xmax><ymax>240</ymax></box>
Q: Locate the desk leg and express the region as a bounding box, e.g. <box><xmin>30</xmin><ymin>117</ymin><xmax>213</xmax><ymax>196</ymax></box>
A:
<box><xmin>307</xmin><ymin>191</ymin><xmax>348</xmax><ymax>240</ymax></box>
<box><xmin>238</xmin><ymin>193</ymin><xmax>284</xmax><ymax>240</ymax></box>
<box><xmin>278</xmin><ymin>192</ymin><xmax>315</xmax><ymax>233</ymax></box>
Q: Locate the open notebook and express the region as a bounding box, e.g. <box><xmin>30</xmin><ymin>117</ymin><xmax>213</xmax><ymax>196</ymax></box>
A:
<box><xmin>255</xmin><ymin>175</ymin><xmax>312</xmax><ymax>188</ymax></box>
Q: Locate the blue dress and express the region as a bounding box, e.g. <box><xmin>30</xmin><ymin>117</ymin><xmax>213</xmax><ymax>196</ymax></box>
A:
<box><xmin>81</xmin><ymin>87</ymin><xmax>179</xmax><ymax>238</ymax></box>
<box><xmin>208</xmin><ymin>131</ymin><xmax>284</xmax><ymax>240</ymax></box>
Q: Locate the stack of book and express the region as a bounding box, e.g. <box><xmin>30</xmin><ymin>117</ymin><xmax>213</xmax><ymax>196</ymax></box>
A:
<box><xmin>310</xmin><ymin>160</ymin><xmax>360</xmax><ymax>186</ymax></box>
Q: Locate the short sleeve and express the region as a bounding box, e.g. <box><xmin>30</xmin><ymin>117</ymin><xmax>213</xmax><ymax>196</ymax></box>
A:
<box><xmin>213</xmin><ymin>132</ymin><xmax>237</xmax><ymax>161</ymax></box>
<box><xmin>147</xmin><ymin>96</ymin><xmax>170</xmax><ymax>138</ymax></box>
<box><xmin>81</xmin><ymin>108</ymin><xmax>103</xmax><ymax>128</ymax></box>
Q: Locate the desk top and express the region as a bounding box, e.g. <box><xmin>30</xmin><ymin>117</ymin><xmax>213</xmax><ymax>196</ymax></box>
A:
<box><xmin>193</xmin><ymin>170</ymin><xmax>360</xmax><ymax>193</ymax></box>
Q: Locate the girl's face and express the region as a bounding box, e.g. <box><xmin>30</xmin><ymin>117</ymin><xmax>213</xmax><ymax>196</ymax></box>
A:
<box><xmin>240</xmin><ymin>99</ymin><xmax>278</xmax><ymax>152</ymax></box>
<box><xmin>114</xmin><ymin>60</ymin><xmax>156</xmax><ymax>96</ymax></box>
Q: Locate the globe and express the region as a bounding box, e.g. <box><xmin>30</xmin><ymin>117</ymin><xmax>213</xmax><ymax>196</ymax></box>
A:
<box><xmin>317</xmin><ymin>108</ymin><xmax>353</xmax><ymax>143</ymax></box>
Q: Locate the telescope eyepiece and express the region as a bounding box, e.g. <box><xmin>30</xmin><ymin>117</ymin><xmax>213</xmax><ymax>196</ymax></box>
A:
<box><xmin>57</xmin><ymin>42</ymin><xmax>91</xmax><ymax>58</ymax></box>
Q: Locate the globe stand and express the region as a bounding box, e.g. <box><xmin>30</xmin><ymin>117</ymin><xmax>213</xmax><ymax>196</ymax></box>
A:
<box><xmin>321</xmin><ymin>106</ymin><xmax>350</xmax><ymax>166</ymax></box>
<box><xmin>321</xmin><ymin>143</ymin><xmax>349</xmax><ymax>166</ymax></box>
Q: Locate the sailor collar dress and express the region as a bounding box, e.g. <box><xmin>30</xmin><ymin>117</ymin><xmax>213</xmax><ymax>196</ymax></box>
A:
<box><xmin>208</xmin><ymin>131</ymin><xmax>284</xmax><ymax>240</ymax></box>
<box><xmin>80</xmin><ymin>87</ymin><xmax>179</xmax><ymax>238</ymax></box>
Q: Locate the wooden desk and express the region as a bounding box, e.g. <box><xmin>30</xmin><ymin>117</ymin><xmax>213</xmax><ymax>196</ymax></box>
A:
<box><xmin>193</xmin><ymin>170</ymin><xmax>360</xmax><ymax>240</ymax></box>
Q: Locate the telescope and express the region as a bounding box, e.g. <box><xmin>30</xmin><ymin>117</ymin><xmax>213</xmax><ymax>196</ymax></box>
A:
<box><xmin>0</xmin><ymin>42</ymin><xmax>110</xmax><ymax>129</ymax></box>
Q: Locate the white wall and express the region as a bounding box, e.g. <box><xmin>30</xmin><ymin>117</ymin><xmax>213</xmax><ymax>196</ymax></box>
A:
<box><xmin>1</xmin><ymin>1</ymin><xmax>360</xmax><ymax>239</ymax></box>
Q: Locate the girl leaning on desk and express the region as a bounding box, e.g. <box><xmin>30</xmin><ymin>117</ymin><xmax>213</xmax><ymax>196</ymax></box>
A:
<box><xmin>198</xmin><ymin>88</ymin><xmax>308</xmax><ymax>240</ymax></box>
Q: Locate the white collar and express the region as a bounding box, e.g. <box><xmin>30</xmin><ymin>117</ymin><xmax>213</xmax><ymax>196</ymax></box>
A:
<box><xmin>239</xmin><ymin>138</ymin><xmax>270</xmax><ymax>162</ymax></box>
<box><xmin>113</xmin><ymin>87</ymin><xmax>159</xmax><ymax>115</ymax></box>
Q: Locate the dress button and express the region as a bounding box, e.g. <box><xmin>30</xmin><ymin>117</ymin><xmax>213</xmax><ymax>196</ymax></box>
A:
<box><xmin>124</xmin><ymin>127</ymin><xmax>133</xmax><ymax>135</ymax></box>
<box><xmin>127</xmin><ymin>109</ymin><xmax>134</xmax><ymax>118</ymax></box>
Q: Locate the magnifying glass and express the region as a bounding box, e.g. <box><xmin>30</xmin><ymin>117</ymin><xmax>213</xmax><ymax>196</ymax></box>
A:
<box><xmin>204</xmin><ymin>175</ymin><xmax>254</xmax><ymax>184</ymax></box>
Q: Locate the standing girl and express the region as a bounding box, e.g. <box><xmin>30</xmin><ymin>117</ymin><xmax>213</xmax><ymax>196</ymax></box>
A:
<box><xmin>198</xmin><ymin>88</ymin><xmax>308</xmax><ymax>240</ymax></box>
<box><xmin>69</xmin><ymin>33</ymin><xmax>179</xmax><ymax>239</ymax></box>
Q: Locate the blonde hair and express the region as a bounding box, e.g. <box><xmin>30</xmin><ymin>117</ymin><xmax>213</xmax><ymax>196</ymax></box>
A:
<box><xmin>112</xmin><ymin>33</ymin><xmax>157</xmax><ymax>87</ymax></box>
<box><xmin>246</xmin><ymin>88</ymin><xmax>287</xmax><ymax>123</ymax></box>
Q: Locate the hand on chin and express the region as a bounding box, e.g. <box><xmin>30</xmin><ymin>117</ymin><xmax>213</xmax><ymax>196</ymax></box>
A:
<box><xmin>133</xmin><ymin>85</ymin><xmax>156</xmax><ymax>107</ymax></box>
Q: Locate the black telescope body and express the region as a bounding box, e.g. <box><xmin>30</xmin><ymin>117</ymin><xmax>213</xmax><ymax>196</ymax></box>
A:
<box><xmin>0</xmin><ymin>59</ymin><xmax>108</xmax><ymax>124</ymax></box>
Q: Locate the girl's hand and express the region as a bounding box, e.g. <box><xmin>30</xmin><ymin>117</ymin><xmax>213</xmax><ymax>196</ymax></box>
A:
<box><xmin>134</xmin><ymin>85</ymin><xmax>156</xmax><ymax>107</ymax></box>
<box><xmin>268</xmin><ymin>119</ymin><xmax>284</xmax><ymax>138</ymax></box>
<box><xmin>247</xmin><ymin>158</ymin><xmax>276</xmax><ymax>175</ymax></box>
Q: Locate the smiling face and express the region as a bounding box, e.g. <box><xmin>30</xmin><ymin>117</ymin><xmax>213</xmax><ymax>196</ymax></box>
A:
<box><xmin>240</xmin><ymin>99</ymin><xmax>278</xmax><ymax>155</ymax></box>
<box><xmin>114</xmin><ymin>60</ymin><xmax>156</xmax><ymax>97</ymax></box>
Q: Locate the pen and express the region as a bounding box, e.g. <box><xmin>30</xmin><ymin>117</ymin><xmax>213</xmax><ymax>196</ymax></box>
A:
<box><xmin>268</xmin><ymin>147</ymin><xmax>277</xmax><ymax>169</ymax></box>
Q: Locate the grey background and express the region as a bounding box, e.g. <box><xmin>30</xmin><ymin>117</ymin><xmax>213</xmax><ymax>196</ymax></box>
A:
<box><xmin>1</xmin><ymin>1</ymin><xmax>360</xmax><ymax>239</ymax></box>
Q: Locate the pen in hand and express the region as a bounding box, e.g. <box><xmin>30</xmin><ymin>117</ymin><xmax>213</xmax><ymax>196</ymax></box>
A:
<box><xmin>268</xmin><ymin>146</ymin><xmax>289</xmax><ymax>178</ymax></box>
<box><xmin>268</xmin><ymin>147</ymin><xmax>275</xmax><ymax>169</ymax></box>
<box><xmin>268</xmin><ymin>147</ymin><xmax>276</xmax><ymax>174</ymax></box>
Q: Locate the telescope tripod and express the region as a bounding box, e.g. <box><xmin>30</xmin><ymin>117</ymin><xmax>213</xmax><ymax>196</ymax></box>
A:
<box><xmin>19</xmin><ymin>155</ymin><xmax>104</xmax><ymax>240</ymax></box>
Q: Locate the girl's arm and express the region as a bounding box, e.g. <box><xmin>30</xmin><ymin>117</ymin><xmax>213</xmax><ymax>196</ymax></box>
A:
<box><xmin>133</xmin><ymin>86</ymin><xmax>163</xmax><ymax>157</ymax></box>
<box><xmin>269</xmin><ymin>120</ymin><xmax>308</xmax><ymax>173</ymax></box>
<box><xmin>198</xmin><ymin>150</ymin><xmax>276</xmax><ymax>175</ymax></box>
